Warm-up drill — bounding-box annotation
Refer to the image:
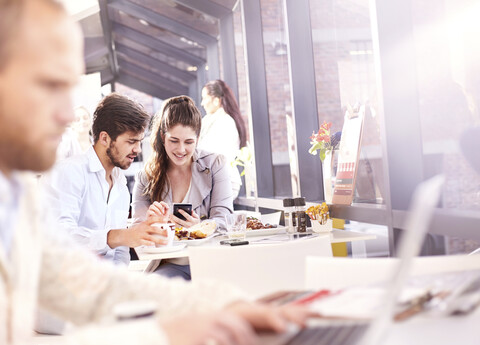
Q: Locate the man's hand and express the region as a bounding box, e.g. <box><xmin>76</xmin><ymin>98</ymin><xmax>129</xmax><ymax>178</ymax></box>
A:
<box><xmin>169</xmin><ymin>209</ymin><xmax>201</xmax><ymax>228</ymax></box>
<box><xmin>226</xmin><ymin>301</ymin><xmax>312</xmax><ymax>333</ymax></box>
<box><xmin>162</xmin><ymin>311</ymin><xmax>257</xmax><ymax>345</ymax></box>
<box><xmin>146</xmin><ymin>201</ymin><xmax>170</xmax><ymax>223</ymax></box>
<box><xmin>107</xmin><ymin>222</ymin><xmax>168</xmax><ymax>248</ymax></box>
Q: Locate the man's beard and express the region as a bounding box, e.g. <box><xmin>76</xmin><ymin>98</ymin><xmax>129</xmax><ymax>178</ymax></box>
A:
<box><xmin>106</xmin><ymin>141</ymin><xmax>133</xmax><ymax>170</ymax></box>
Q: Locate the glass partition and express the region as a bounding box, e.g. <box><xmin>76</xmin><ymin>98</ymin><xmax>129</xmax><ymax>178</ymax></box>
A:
<box><xmin>233</xmin><ymin>3</ymin><xmax>255</xmax><ymax>198</ymax></box>
<box><xmin>308</xmin><ymin>0</ymin><xmax>385</xmax><ymax>204</ymax></box>
<box><xmin>260</xmin><ymin>0</ymin><xmax>293</xmax><ymax>197</ymax></box>
<box><xmin>411</xmin><ymin>0</ymin><xmax>480</xmax><ymax>253</ymax></box>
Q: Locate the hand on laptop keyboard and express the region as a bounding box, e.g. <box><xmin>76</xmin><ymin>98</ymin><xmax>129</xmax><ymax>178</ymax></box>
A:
<box><xmin>226</xmin><ymin>301</ymin><xmax>312</xmax><ymax>333</ymax></box>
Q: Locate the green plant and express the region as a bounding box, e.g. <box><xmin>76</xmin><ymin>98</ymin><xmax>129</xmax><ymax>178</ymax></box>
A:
<box><xmin>308</xmin><ymin>121</ymin><xmax>334</xmax><ymax>162</ymax></box>
<box><xmin>232</xmin><ymin>143</ymin><xmax>252</xmax><ymax>176</ymax></box>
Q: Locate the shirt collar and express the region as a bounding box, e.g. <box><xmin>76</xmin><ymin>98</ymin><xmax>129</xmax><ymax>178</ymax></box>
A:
<box><xmin>86</xmin><ymin>146</ymin><xmax>125</xmax><ymax>184</ymax></box>
<box><xmin>86</xmin><ymin>146</ymin><xmax>105</xmax><ymax>173</ymax></box>
<box><xmin>210</xmin><ymin>107</ymin><xmax>227</xmax><ymax>118</ymax></box>
<box><xmin>193</xmin><ymin>148</ymin><xmax>212</xmax><ymax>171</ymax></box>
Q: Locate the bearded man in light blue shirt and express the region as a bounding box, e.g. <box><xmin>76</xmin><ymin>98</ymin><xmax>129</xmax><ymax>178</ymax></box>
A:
<box><xmin>0</xmin><ymin>0</ymin><xmax>311</xmax><ymax>343</ymax></box>
<box><xmin>44</xmin><ymin>93</ymin><xmax>166</xmax><ymax>265</ymax></box>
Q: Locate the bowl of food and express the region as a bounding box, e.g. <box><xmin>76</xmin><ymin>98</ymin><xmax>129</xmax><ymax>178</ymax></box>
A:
<box><xmin>307</xmin><ymin>203</ymin><xmax>333</xmax><ymax>233</ymax></box>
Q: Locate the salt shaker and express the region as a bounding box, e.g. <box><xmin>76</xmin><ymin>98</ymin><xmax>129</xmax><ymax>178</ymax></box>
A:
<box><xmin>294</xmin><ymin>197</ymin><xmax>307</xmax><ymax>232</ymax></box>
<box><xmin>283</xmin><ymin>198</ymin><xmax>296</xmax><ymax>234</ymax></box>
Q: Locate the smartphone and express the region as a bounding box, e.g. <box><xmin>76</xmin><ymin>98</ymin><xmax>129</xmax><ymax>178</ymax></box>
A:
<box><xmin>173</xmin><ymin>203</ymin><xmax>192</xmax><ymax>221</ymax></box>
<box><xmin>220</xmin><ymin>240</ymin><xmax>249</xmax><ymax>246</ymax></box>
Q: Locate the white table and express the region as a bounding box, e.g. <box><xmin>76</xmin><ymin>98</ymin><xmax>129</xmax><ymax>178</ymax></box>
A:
<box><xmin>259</xmin><ymin>309</ymin><xmax>480</xmax><ymax>345</ymax></box>
<box><xmin>135</xmin><ymin>229</ymin><xmax>376</xmax><ymax>261</ymax></box>
<box><xmin>33</xmin><ymin>308</ymin><xmax>479</xmax><ymax>345</ymax></box>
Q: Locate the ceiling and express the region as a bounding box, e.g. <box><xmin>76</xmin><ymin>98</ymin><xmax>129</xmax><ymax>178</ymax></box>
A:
<box><xmin>78</xmin><ymin>0</ymin><xmax>239</xmax><ymax>101</ymax></box>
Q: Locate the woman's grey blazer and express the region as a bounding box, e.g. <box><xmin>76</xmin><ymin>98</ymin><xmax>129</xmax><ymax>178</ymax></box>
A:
<box><xmin>131</xmin><ymin>149</ymin><xmax>234</xmax><ymax>231</ymax></box>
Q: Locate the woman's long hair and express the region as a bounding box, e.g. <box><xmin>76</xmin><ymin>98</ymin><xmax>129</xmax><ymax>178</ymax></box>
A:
<box><xmin>204</xmin><ymin>79</ymin><xmax>247</xmax><ymax>147</ymax></box>
<box><xmin>144</xmin><ymin>96</ymin><xmax>202</xmax><ymax>202</ymax></box>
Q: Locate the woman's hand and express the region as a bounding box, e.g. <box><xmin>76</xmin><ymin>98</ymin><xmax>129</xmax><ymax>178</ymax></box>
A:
<box><xmin>146</xmin><ymin>201</ymin><xmax>170</xmax><ymax>223</ymax></box>
<box><xmin>170</xmin><ymin>209</ymin><xmax>201</xmax><ymax>228</ymax></box>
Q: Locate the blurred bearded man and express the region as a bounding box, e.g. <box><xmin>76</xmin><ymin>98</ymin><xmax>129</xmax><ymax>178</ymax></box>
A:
<box><xmin>0</xmin><ymin>1</ymin><xmax>310</xmax><ymax>344</ymax></box>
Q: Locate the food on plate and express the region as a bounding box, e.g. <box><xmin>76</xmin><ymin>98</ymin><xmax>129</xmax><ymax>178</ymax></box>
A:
<box><xmin>174</xmin><ymin>220</ymin><xmax>217</xmax><ymax>241</ymax></box>
<box><xmin>189</xmin><ymin>220</ymin><xmax>216</xmax><ymax>236</ymax></box>
<box><xmin>174</xmin><ymin>227</ymin><xmax>191</xmax><ymax>240</ymax></box>
<box><xmin>307</xmin><ymin>202</ymin><xmax>329</xmax><ymax>225</ymax></box>
<box><xmin>246</xmin><ymin>216</ymin><xmax>276</xmax><ymax>231</ymax></box>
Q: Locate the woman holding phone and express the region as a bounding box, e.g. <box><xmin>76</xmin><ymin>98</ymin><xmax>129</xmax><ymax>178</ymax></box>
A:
<box><xmin>132</xmin><ymin>95</ymin><xmax>233</xmax><ymax>279</ymax></box>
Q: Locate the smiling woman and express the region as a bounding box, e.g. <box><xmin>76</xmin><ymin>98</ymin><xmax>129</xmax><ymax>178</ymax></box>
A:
<box><xmin>131</xmin><ymin>95</ymin><xmax>234</xmax><ymax>280</ymax></box>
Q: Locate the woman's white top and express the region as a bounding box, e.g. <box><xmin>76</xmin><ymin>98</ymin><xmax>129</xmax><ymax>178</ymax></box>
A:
<box><xmin>198</xmin><ymin>107</ymin><xmax>242</xmax><ymax>198</ymax></box>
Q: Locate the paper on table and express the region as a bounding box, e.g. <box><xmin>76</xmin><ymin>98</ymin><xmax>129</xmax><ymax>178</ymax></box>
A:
<box><xmin>309</xmin><ymin>287</ymin><xmax>428</xmax><ymax>320</ymax></box>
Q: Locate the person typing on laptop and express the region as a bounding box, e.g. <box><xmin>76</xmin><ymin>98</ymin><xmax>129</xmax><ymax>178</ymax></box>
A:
<box><xmin>0</xmin><ymin>1</ymin><xmax>310</xmax><ymax>343</ymax></box>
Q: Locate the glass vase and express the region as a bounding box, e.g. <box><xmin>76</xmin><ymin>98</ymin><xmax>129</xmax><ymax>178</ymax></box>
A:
<box><xmin>322</xmin><ymin>150</ymin><xmax>338</xmax><ymax>203</ymax></box>
<box><xmin>244</xmin><ymin>163</ymin><xmax>255</xmax><ymax>198</ymax></box>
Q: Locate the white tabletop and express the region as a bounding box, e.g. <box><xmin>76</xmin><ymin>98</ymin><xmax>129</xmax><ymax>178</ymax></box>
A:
<box><xmin>383</xmin><ymin>312</ymin><xmax>480</xmax><ymax>345</ymax></box>
<box><xmin>33</xmin><ymin>307</ymin><xmax>479</xmax><ymax>345</ymax></box>
<box><xmin>135</xmin><ymin>229</ymin><xmax>376</xmax><ymax>261</ymax></box>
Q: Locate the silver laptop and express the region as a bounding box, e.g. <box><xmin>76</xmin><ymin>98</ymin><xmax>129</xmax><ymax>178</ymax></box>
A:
<box><xmin>260</xmin><ymin>174</ymin><xmax>445</xmax><ymax>345</ymax></box>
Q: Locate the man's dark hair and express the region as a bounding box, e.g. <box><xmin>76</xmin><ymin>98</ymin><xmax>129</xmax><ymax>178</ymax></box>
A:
<box><xmin>92</xmin><ymin>93</ymin><xmax>150</xmax><ymax>143</ymax></box>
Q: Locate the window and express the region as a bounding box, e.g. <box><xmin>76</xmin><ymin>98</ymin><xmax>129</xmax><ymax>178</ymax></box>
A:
<box><xmin>309</xmin><ymin>0</ymin><xmax>385</xmax><ymax>204</ymax></box>
<box><xmin>412</xmin><ymin>0</ymin><xmax>480</xmax><ymax>253</ymax></box>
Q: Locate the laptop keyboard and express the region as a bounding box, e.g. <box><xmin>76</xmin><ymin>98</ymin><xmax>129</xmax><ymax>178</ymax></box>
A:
<box><xmin>285</xmin><ymin>322</ymin><xmax>368</xmax><ymax>345</ymax></box>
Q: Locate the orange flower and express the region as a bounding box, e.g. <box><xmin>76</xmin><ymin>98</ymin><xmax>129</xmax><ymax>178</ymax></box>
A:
<box><xmin>321</xmin><ymin>121</ymin><xmax>332</xmax><ymax>131</ymax></box>
<box><xmin>309</xmin><ymin>121</ymin><xmax>334</xmax><ymax>162</ymax></box>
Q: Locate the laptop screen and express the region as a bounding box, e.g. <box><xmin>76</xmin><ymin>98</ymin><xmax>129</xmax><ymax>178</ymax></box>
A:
<box><xmin>259</xmin><ymin>175</ymin><xmax>445</xmax><ymax>345</ymax></box>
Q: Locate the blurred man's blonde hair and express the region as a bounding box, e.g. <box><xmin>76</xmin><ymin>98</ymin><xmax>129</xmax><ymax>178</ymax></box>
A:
<box><xmin>0</xmin><ymin>0</ymin><xmax>66</xmax><ymax>70</ymax></box>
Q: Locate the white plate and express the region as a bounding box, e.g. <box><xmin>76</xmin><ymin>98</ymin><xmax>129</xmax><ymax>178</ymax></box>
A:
<box><xmin>245</xmin><ymin>227</ymin><xmax>286</xmax><ymax>237</ymax></box>
<box><xmin>142</xmin><ymin>243</ymin><xmax>186</xmax><ymax>254</ymax></box>
<box><xmin>174</xmin><ymin>233</ymin><xmax>216</xmax><ymax>246</ymax></box>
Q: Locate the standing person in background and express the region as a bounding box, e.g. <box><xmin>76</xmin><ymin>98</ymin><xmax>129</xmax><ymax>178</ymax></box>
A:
<box><xmin>44</xmin><ymin>93</ymin><xmax>166</xmax><ymax>266</ymax></box>
<box><xmin>72</xmin><ymin>105</ymin><xmax>93</xmax><ymax>152</ymax></box>
<box><xmin>199</xmin><ymin>79</ymin><xmax>247</xmax><ymax>199</ymax></box>
<box><xmin>132</xmin><ymin>95</ymin><xmax>233</xmax><ymax>279</ymax></box>
<box><xmin>56</xmin><ymin>124</ymin><xmax>81</xmax><ymax>161</ymax></box>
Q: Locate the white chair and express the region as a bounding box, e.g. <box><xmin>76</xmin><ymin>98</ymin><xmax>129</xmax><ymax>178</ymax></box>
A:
<box><xmin>305</xmin><ymin>255</ymin><xmax>480</xmax><ymax>290</ymax></box>
<box><xmin>189</xmin><ymin>235</ymin><xmax>333</xmax><ymax>298</ymax></box>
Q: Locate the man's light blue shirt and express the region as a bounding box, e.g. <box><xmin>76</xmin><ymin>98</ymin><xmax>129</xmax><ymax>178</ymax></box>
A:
<box><xmin>0</xmin><ymin>171</ymin><xmax>22</xmax><ymax>257</ymax></box>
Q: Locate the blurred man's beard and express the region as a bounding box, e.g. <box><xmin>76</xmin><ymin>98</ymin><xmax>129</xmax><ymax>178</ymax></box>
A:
<box><xmin>0</xmin><ymin>136</ymin><xmax>57</xmax><ymax>173</ymax></box>
<box><xmin>11</xmin><ymin>148</ymin><xmax>56</xmax><ymax>173</ymax></box>
<box><xmin>106</xmin><ymin>141</ymin><xmax>132</xmax><ymax>170</ymax></box>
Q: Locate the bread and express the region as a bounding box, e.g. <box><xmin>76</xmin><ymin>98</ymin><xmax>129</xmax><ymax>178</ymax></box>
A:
<box><xmin>188</xmin><ymin>220</ymin><xmax>216</xmax><ymax>237</ymax></box>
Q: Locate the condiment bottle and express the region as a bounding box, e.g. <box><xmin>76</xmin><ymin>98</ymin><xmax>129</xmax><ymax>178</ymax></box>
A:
<box><xmin>283</xmin><ymin>198</ymin><xmax>296</xmax><ymax>234</ymax></box>
<box><xmin>294</xmin><ymin>197</ymin><xmax>307</xmax><ymax>232</ymax></box>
